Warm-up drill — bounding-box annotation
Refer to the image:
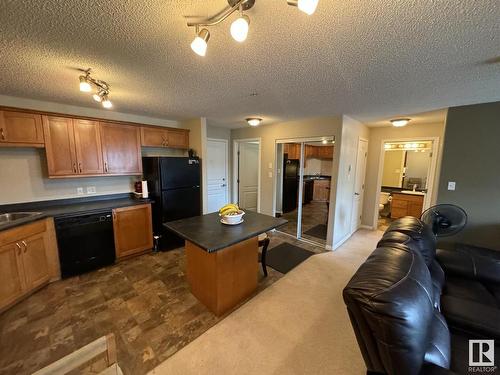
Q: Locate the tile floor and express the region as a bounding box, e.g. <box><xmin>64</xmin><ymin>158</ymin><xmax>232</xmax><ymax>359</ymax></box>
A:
<box><xmin>279</xmin><ymin>201</ymin><xmax>329</xmax><ymax>245</ymax></box>
<box><xmin>0</xmin><ymin>232</ymin><xmax>325</xmax><ymax>375</ymax></box>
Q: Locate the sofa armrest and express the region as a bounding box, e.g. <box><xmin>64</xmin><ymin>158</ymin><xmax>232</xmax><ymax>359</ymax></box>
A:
<box><xmin>436</xmin><ymin>244</ymin><xmax>500</xmax><ymax>284</ymax></box>
<box><xmin>441</xmin><ymin>295</ymin><xmax>500</xmax><ymax>339</ymax></box>
<box><xmin>420</xmin><ymin>363</ymin><xmax>458</xmax><ymax>375</ymax></box>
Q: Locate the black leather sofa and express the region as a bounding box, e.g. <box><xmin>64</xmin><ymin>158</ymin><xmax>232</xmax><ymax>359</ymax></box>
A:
<box><xmin>343</xmin><ymin>216</ymin><xmax>500</xmax><ymax>375</ymax></box>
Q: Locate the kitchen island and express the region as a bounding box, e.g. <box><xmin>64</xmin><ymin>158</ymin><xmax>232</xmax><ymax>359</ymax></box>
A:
<box><xmin>164</xmin><ymin>211</ymin><xmax>287</xmax><ymax>316</ymax></box>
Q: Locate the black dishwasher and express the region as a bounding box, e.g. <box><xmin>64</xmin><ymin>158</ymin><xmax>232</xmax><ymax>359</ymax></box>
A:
<box><xmin>55</xmin><ymin>210</ymin><xmax>116</xmax><ymax>278</ymax></box>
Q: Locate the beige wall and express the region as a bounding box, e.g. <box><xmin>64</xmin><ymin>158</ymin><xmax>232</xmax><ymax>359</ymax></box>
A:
<box><xmin>0</xmin><ymin>95</ymin><xmax>182</xmax><ymax>204</ymax></box>
<box><xmin>231</xmin><ymin>117</ymin><xmax>343</xmax><ymax>218</ymax></box>
<box><xmin>363</xmin><ymin>121</ymin><xmax>446</xmax><ymax>228</ymax></box>
<box><xmin>437</xmin><ymin>101</ymin><xmax>500</xmax><ymax>249</ymax></box>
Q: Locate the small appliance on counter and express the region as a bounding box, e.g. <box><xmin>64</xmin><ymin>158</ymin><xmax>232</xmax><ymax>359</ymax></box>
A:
<box><xmin>142</xmin><ymin>156</ymin><xmax>202</xmax><ymax>250</ymax></box>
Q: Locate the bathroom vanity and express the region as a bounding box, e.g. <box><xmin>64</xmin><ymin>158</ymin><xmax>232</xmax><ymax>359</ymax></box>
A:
<box><xmin>390</xmin><ymin>192</ymin><xmax>425</xmax><ymax>219</ymax></box>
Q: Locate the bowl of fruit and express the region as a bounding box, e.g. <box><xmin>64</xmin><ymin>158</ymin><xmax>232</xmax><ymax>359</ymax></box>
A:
<box><xmin>219</xmin><ymin>203</ymin><xmax>245</xmax><ymax>225</ymax></box>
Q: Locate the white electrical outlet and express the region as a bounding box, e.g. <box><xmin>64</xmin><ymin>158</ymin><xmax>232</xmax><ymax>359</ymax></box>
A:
<box><xmin>447</xmin><ymin>181</ymin><xmax>456</xmax><ymax>191</ymax></box>
<box><xmin>87</xmin><ymin>186</ymin><xmax>96</xmax><ymax>194</ymax></box>
<box><xmin>76</xmin><ymin>187</ymin><xmax>84</xmax><ymax>195</ymax></box>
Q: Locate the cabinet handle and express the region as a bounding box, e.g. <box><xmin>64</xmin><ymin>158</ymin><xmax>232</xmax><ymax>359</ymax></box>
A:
<box><xmin>79</xmin><ymin>162</ymin><xmax>82</xmax><ymax>173</ymax></box>
<box><xmin>0</xmin><ymin>128</ymin><xmax>4</xmax><ymax>140</ymax></box>
<box><xmin>104</xmin><ymin>162</ymin><xmax>108</xmax><ymax>173</ymax></box>
<box><xmin>15</xmin><ymin>242</ymin><xmax>22</xmax><ymax>255</ymax></box>
<box><xmin>21</xmin><ymin>240</ymin><xmax>27</xmax><ymax>252</ymax></box>
<box><xmin>73</xmin><ymin>163</ymin><xmax>77</xmax><ymax>173</ymax></box>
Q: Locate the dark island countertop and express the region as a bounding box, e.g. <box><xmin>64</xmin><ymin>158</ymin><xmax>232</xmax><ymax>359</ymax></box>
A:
<box><xmin>0</xmin><ymin>193</ymin><xmax>152</xmax><ymax>231</ymax></box>
<box><xmin>164</xmin><ymin>211</ymin><xmax>287</xmax><ymax>253</ymax></box>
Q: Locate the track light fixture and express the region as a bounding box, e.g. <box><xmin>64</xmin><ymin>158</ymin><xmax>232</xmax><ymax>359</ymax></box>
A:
<box><xmin>77</xmin><ymin>69</ymin><xmax>113</xmax><ymax>109</ymax></box>
<box><xmin>186</xmin><ymin>0</ymin><xmax>319</xmax><ymax>56</ymax></box>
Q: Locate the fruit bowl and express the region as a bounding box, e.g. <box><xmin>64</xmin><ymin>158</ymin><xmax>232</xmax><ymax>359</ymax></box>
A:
<box><xmin>221</xmin><ymin>210</ymin><xmax>245</xmax><ymax>224</ymax></box>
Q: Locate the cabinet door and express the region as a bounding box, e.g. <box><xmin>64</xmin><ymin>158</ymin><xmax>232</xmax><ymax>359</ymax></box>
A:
<box><xmin>20</xmin><ymin>233</ymin><xmax>50</xmax><ymax>290</ymax></box>
<box><xmin>0</xmin><ymin>111</ymin><xmax>44</xmax><ymax>146</ymax></box>
<box><xmin>0</xmin><ymin>242</ymin><xmax>25</xmax><ymax>310</ymax></box>
<box><xmin>167</xmin><ymin>129</ymin><xmax>189</xmax><ymax>149</ymax></box>
<box><xmin>141</xmin><ymin>127</ymin><xmax>169</xmax><ymax>147</ymax></box>
<box><xmin>74</xmin><ymin>119</ymin><xmax>104</xmax><ymax>174</ymax></box>
<box><xmin>43</xmin><ymin>116</ymin><xmax>78</xmax><ymax>176</ymax></box>
<box><xmin>100</xmin><ymin>122</ymin><xmax>142</xmax><ymax>175</ymax></box>
<box><xmin>113</xmin><ymin>204</ymin><xmax>153</xmax><ymax>259</ymax></box>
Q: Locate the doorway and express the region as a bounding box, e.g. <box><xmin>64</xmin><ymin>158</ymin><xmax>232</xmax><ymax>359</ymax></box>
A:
<box><xmin>351</xmin><ymin>138</ymin><xmax>368</xmax><ymax>234</ymax></box>
<box><xmin>374</xmin><ymin>138</ymin><xmax>439</xmax><ymax>230</ymax></box>
<box><xmin>274</xmin><ymin>137</ymin><xmax>335</xmax><ymax>247</ymax></box>
<box><xmin>206</xmin><ymin>138</ymin><xmax>229</xmax><ymax>213</ymax></box>
<box><xmin>233</xmin><ymin>138</ymin><xmax>261</xmax><ymax>211</ymax></box>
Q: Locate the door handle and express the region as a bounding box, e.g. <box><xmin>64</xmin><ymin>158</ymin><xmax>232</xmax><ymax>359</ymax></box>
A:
<box><xmin>15</xmin><ymin>242</ymin><xmax>22</xmax><ymax>255</ymax></box>
<box><xmin>73</xmin><ymin>163</ymin><xmax>77</xmax><ymax>173</ymax></box>
<box><xmin>221</xmin><ymin>184</ymin><xmax>227</xmax><ymax>187</ymax></box>
<box><xmin>21</xmin><ymin>240</ymin><xmax>27</xmax><ymax>252</ymax></box>
<box><xmin>104</xmin><ymin>162</ymin><xmax>108</xmax><ymax>173</ymax></box>
<box><xmin>79</xmin><ymin>162</ymin><xmax>82</xmax><ymax>173</ymax></box>
<box><xmin>354</xmin><ymin>192</ymin><xmax>360</xmax><ymax>196</ymax></box>
<box><xmin>0</xmin><ymin>128</ymin><xmax>4</xmax><ymax>140</ymax></box>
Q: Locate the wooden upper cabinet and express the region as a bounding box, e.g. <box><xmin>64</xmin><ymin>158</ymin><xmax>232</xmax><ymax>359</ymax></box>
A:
<box><xmin>43</xmin><ymin>116</ymin><xmax>78</xmax><ymax>176</ymax></box>
<box><xmin>141</xmin><ymin>126</ymin><xmax>169</xmax><ymax>147</ymax></box>
<box><xmin>0</xmin><ymin>111</ymin><xmax>44</xmax><ymax>147</ymax></box>
<box><xmin>100</xmin><ymin>122</ymin><xmax>142</xmax><ymax>175</ymax></box>
<box><xmin>284</xmin><ymin>143</ymin><xmax>301</xmax><ymax>159</ymax></box>
<box><xmin>0</xmin><ymin>242</ymin><xmax>25</xmax><ymax>310</ymax></box>
<box><xmin>141</xmin><ymin>126</ymin><xmax>189</xmax><ymax>149</ymax></box>
<box><xmin>73</xmin><ymin>119</ymin><xmax>103</xmax><ymax>174</ymax></box>
<box><xmin>167</xmin><ymin>129</ymin><xmax>189</xmax><ymax>149</ymax></box>
<box><xmin>113</xmin><ymin>204</ymin><xmax>153</xmax><ymax>259</ymax></box>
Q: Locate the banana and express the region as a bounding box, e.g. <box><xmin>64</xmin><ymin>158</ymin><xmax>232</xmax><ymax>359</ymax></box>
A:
<box><xmin>219</xmin><ymin>203</ymin><xmax>239</xmax><ymax>215</ymax></box>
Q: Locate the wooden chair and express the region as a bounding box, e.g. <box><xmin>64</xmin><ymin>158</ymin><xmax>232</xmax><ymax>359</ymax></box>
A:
<box><xmin>33</xmin><ymin>334</ymin><xmax>122</xmax><ymax>375</ymax></box>
<box><xmin>258</xmin><ymin>233</ymin><xmax>270</xmax><ymax>277</ymax></box>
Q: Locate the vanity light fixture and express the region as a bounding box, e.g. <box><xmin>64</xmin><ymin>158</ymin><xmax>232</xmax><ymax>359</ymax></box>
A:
<box><xmin>77</xmin><ymin>69</ymin><xmax>113</xmax><ymax>109</ymax></box>
<box><xmin>185</xmin><ymin>0</ymin><xmax>319</xmax><ymax>56</ymax></box>
<box><xmin>390</xmin><ymin>118</ymin><xmax>411</xmax><ymax>127</ymax></box>
<box><xmin>246</xmin><ymin>117</ymin><xmax>262</xmax><ymax>126</ymax></box>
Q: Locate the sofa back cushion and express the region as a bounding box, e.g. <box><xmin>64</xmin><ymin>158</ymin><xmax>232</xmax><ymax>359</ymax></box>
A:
<box><xmin>343</xmin><ymin>244</ymin><xmax>450</xmax><ymax>375</ymax></box>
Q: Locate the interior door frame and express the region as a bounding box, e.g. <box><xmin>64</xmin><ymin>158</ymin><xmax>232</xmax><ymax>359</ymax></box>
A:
<box><xmin>372</xmin><ymin>136</ymin><xmax>440</xmax><ymax>229</ymax></box>
<box><xmin>232</xmin><ymin>138</ymin><xmax>262</xmax><ymax>212</ymax></box>
<box><xmin>207</xmin><ymin>138</ymin><xmax>229</xmax><ymax>210</ymax></box>
<box><xmin>351</xmin><ymin>137</ymin><xmax>369</xmax><ymax>235</ymax></box>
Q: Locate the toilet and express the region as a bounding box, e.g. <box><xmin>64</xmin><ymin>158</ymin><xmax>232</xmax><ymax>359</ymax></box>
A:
<box><xmin>379</xmin><ymin>192</ymin><xmax>391</xmax><ymax>211</ymax></box>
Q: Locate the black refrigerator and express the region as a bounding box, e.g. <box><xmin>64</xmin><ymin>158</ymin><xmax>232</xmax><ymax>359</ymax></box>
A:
<box><xmin>282</xmin><ymin>158</ymin><xmax>299</xmax><ymax>213</ymax></box>
<box><xmin>142</xmin><ymin>157</ymin><xmax>201</xmax><ymax>250</ymax></box>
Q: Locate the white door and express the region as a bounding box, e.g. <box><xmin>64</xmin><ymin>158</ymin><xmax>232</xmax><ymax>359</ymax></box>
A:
<box><xmin>207</xmin><ymin>139</ymin><xmax>228</xmax><ymax>213</ymax></box>
<box><xmin>351</xmin><ymin>139</ymin><xmax>368</xmax><ymax>233</ymax></box>
<box><xmin>238</xmin><ymin>142</ymin><xmax>259</xmax><ymax>211</ymax></box>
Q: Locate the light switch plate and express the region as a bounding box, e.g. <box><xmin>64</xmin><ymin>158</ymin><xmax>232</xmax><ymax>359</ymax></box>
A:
<box><xmin>268</xmin><ymin>171</ymin><xmax>273</xmax><ymax>178</ymax></box>
<box><xmin>447</xmin><ymin>181</ymin><xmax>456</xmax><ymax>191</ymax></box>
<box><xmin>87</xmin><ymin>186</ymin><xmax>96</xmax><ymax>194</ymax></box>
<box><xmin>268</xmin><ymin>162</ymin><xmax>273</xmax><ymax>169</ymax></box>
<box><xmin>76</xmin><ymin>187</ymin><xmax>84</xmax><ymax>195</ymax></box>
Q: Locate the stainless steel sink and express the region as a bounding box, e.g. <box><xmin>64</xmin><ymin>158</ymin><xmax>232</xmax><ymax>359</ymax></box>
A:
<box><xmin>0</xmin><ymin>212</ymin><xmax>42</xmax><ymax>224</ymax></box>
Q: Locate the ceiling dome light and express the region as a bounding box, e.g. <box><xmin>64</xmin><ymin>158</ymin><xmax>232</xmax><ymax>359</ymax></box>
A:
<box><xmin>79</xmin><ymin>76</ymin><xmax>92</xmax><ymax>92</ymax></box>
<box><xmin>191</xmin><ymin>28</ymin><xmax>210</xmax><ymax>56</ymax></box>
<box><xmin>390</xmin><ymin>118</ymin><xmax>411</xmax><ymax>127</ymax></box>
<box><xmin>230</xmin><ymin>15</ymin><xmax>250</xmax><ymax>42</ymax></box>
<box><xmin>246</xmin><ymin>118</ymin><xmax>262</xmax><ymax>127</ymax></box>
<box><xmin>102</xmin><ymin>96</ymin><xmax>113</xmax><ymax>109</ymax></box>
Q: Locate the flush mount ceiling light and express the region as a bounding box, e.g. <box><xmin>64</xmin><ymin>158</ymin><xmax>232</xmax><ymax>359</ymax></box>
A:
<box><xmin>246</xmin><ymin>117</ymin><xmax>262</xmax><ymax>126</ymax></box>
<box><xmin>185</xmin><ymin>0</ymin><xmax>319</xmax><ymax>56</ymax></box>
<box><xmin>77</xmin><ymin>68</ymin><xmax>112</xmax><ymax>109</ymax></box>
<box><xmin>390</xmin><ymin>118</ymin><xmax>411</xmax><ymax>127</ymax></box>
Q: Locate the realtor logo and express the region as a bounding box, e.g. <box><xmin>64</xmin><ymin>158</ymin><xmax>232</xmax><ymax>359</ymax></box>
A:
<box><xmin>469</xmin><ymin>340</ymin><xmax>495</xmax><ymax>367</ymax></box>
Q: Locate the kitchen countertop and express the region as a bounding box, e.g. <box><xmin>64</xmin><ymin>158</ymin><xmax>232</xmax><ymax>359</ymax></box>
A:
<box><xmin>303</xmin><ymin>175</ymin><xmax>331</xmax><ymax>181</ymax></box>
<box><xmin>164</xmin><ymin>211</ymin><xmax>287</xmax><ymax>253</ymax></box>
<box><xmin>0</xmin><ymin>193</ymin><xmax>152</xmax><ymax>232</ymax></box>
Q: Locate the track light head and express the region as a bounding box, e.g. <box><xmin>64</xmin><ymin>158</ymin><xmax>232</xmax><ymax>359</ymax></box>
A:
<box><xmin>287</xmin><ymin>0</ymin><xmax>319</xmax><ymax>15</ymax></box>
<box><xmin>79</xmin><ymin>75</ymin><xmax>92</xmax><ymax>92</ymax></box>
<box><xmin>191</xmin><ymin>28</ymin><xmax>210</xmax><ymax>56</ymax></box>
<box><xmin>101</xmin><ymin>95</ymin><xmax>113</xmax><ymax>109</ymax></box>
<box><xmin>231</xmin><ymin>14</ymin><xmax>250</xmax><ymax>42</ymax></box>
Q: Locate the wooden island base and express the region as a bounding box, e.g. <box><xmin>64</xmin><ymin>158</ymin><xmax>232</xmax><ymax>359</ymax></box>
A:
<box><xmin>185</xmin><ymin>237</ymin><xmax>258</xmax><ymax>316</ymax></box>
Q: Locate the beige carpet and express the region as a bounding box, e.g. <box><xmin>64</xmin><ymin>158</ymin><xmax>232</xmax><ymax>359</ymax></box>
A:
<box><xmin>150</xmin><ymin>229</ymin><xmax>382</xmax><ymax>375</ymax></box>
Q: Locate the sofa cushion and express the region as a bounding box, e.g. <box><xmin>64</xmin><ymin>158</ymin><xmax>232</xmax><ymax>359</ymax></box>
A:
<box><xmin>383</xmin><ymin>216</ymin><xmax>437</xmax><ymax>266</ymax></box>
<box><xmin>424</xmin><ymin>310</ymin><xmax>451</xmax><ymax>369</ymax></box>
<box><xmin>445</xmin><ymin>276</ymin><xmax>499</xmax><ymax>307</ymax></box>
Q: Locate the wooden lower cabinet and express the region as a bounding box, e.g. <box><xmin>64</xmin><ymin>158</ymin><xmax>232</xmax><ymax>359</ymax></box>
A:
<box><xmin>313</xmin><ymin>179</ymin><xmax>331</xmax><ymax>201</ymax></box>
<box><xmin>391</xmin><ymin>193</ymin><xmax>424</xmax><ymax>219</ymax></box>
<box><xmin>113</xmin><ymin>204</ymin><xmax>153</xmax><ymax>259</ymax></box>
<box><xmin>0</xmin><ymin>219</ymin><xmax>56</xmax><ymax>311</ymax></box>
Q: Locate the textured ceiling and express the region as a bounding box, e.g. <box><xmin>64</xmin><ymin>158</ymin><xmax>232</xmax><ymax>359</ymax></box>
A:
<box><xmin>364</xmin><ymin>109</ymin><xmax>447</xmax><ymax>128</ymax></box>
<box><xmin>0</xmin><ymin>0</ymin><xmax>499</xmax><ymax>128</ymax></box>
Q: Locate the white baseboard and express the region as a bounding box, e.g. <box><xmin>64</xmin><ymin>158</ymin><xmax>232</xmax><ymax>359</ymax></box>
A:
<box><xmin>359</xmin><ymin>225</ymin><xmax>374</xmax><ymax>230</ymax></box>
